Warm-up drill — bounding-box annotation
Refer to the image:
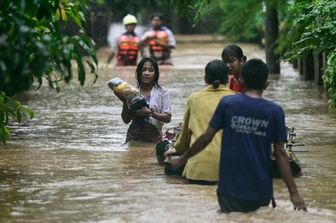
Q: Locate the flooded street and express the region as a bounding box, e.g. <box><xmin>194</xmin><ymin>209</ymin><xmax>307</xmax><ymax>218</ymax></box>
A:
<box><xmin>1</xmin><ymin>38</ymin><xmax>336</xmax><ymax>222</ymax></box>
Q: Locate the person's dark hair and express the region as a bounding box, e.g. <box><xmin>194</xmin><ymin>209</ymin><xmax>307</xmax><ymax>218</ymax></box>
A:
<box><xmin>241</xmin><ymin>59</ymin><xmax>268</xmax><ymax>90</ymax></box>
<box><xmin>150</xmin><ymin>13</ymin><xmax>163</xmax><ymax>21</ymax></box>
<box><xmin>221</xmin><ymin>44</ymin><xmax>247</xmax><ymax>62</ymax></box>
<box><xmin>136</xmin><ymin>57</ymin><xmax>160</xmax><ymax>88</ymax></box>
<box><xmin>204</xmin><ymin>60</ymin><xmax>229</xmax><ymax>89</ymax></box>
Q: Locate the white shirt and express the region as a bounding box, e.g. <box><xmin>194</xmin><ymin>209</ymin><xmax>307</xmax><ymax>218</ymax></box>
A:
<box><xmin>143</xmin><ymin>85</ymin><xmax>171</xmax><ymax>131</ymax></box>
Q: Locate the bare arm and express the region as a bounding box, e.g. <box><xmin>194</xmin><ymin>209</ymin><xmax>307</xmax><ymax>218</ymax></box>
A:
<box><xmin>139</xmin><ymin>32</ymin><xmax>154</xmax><ymax>47</ymax></box>
<box><xmin>274</xmin><ymin>141</ymin><xmax>307</xmax><ymax>211</ymax></box>
<box><xmin>150</xmin><ymin>111</ymin><xmax>171</xmax><ymax>123</ymax></box>
<box><xmin>121</xmin><ymin>102</ymin><xmax>131</xmax><ymax>124</ymax></box>
<box><xmin>171</xmin><ymin>126</ymin><xmax>217</xmax><ymax>168</ymax></box>
<box><xmin>107</xmin><ymin>51</ymin><xmax>115</xmax><ymax>64</ymax></box>
<box><xmin>123</xmin><ymin>105</ymin><xmax>153</xmax><ymax>123</ymax></box>
<box><xmin>139</xmin><ymin>44</ymin><xmax>145</xmax><ymax>57</ymax></box>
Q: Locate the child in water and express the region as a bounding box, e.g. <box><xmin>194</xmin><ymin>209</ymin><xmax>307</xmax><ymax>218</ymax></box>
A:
<box><xmin>121</xmin><ymin>57</ymin><xmax>172</xmax><ymax>143</ymax></box>
<box><xmin>221</xmin><ymin>44</ymin><xmax>247</xmax><ymax>92</ymax></box>
<box><xmin>163</xmin><ymin>60</ymin><xmax>235</xmax><ymax>184</ymax></box>
<box><xmin>170</xmin><ymin>59</ymin><xmax>307</xmax><ymax>213</ymax></box>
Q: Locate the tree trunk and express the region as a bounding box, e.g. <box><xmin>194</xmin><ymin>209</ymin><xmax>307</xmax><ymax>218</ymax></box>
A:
<box><xmin>264</xmin><ymin>2</ymin><xmax>280</xmax><ymax>74</ymax></box>
<box><xmin>313</xmin><ymin>51</ymin><xmax>323</xmax><ymax>86</ymax></box>
<box><xmin>84</xmin><ymin>3</ymin><xmax>111</xmax><ymax>48</ymax></box>
<box><xmin>303</xmin><ymin>53</ymin><xmax>314</xmax><ymax>81</ymax></box>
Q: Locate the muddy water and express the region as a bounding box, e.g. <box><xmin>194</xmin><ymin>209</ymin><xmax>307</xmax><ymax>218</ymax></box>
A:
<box><xmin>1</xmin><ymin>40</ymin><xmax>336</xmax><ymax>222</ymax></box>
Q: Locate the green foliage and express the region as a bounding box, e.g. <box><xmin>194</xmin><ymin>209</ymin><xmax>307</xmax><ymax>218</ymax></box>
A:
<box><xmin>105</xmin><ymin>0</ymin><xmax>146</xmax><ymax>17</ymax></box>
<box><xmin>0</xmin><ymin>92</ymin><xmax>34</xmax><ymax>144</ymax></box>
<box><xmin>280</xmin><ymin>0</ymin><xmax>335</xmax><ymax>58</ymax></box>
<box><xmin>105</xmin><ymin>0</ymin><xmax>212</xmax><ymax>27</ymax></box>
<box><xmin>213</xmin><ymin>0</ymin><xmax>264</xmax><ymax>42</ymax></box>
<box><xmin>0</xmin><ymin>0</ymin><xmax>98</xmax><ymax>96</ymax></box>
<box><xmin>323</xmin><ymin>51</ymin><xmax>336</xmax><ymax>109</ymax></box>
<box><xmin>171</xmin><ymin>0</ymin><xmax>284</xmax><ymax>43</ymax></box>
<box><xmin>104</xmin><ymin>0</ymin><xmax>176</xmax><ymax>35</ymax></box>
<box><xmin>279</xmin><ymin>0</ymin><xmax>336</xmax><ymax>108</ymax></box>
<box><xmin>276</xmin><ymin>1</ymin><xmax>312</xmax><ymax>56</ymax></box>
<box><xmin>0</xmin><ymin>0</ymin><xmax>98</xmax><ymax>143</ymax></box>
<box><xmin>171</xmin><ymin>0</ymin><xmax>207</xmax><ymax>23</ymax></box>
<box><xmin>106</xmin><ymin>0</ymin><xmax>177</xmax><ymax>19</ymax></box>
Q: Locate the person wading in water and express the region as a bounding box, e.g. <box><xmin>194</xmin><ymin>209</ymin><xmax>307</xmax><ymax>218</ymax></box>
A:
<box><xmin>107</xmin><ymin>14</ymin><xmax>143</xmax><ymax>66</ymax></box>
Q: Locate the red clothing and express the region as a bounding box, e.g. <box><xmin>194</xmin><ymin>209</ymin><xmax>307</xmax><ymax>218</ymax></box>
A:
<box><xmin>229</xmin><ymin>76</ymin><xmax>243</xmax><ymax>93</ymax></box>
<box><xmin>117</xmin><ymin>33</ymin><xmax>140</xmax><ymax>66</ymax></box>
<box><xmin>142</xmin><ymin>27</ymin><xmax>176</xmax><ymax>65</ymax></box>
<box><xmin>147</xmin><ymin>30</ymin><xmax>169</xmax><ymax>63</ymax></box>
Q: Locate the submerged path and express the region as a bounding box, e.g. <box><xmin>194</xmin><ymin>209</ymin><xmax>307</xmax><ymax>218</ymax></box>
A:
<box><xmin>1</xmin><ymin>38</ymin><xmax>336</xmax><ymax>222</ymax></box>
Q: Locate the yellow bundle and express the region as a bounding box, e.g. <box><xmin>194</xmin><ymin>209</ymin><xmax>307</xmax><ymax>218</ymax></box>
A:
<box><xmin>107</xmin><ymin>77</ymin><xmax>147</xmax><ymax>112</ymax></box>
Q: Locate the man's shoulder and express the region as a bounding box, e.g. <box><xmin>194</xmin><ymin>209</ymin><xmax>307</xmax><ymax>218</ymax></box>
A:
<box><xmin>220</xmin><ymin>93</ymin><xmax>240</xmax><ymax>102</ymax></box>
<box><xmin>217</xmin><ymin>94</ymin><xmax>252</xmax><ymax>109</ymax></box>
<box><xmin>260</xmin><ymin>97</ymin><xmax>283</xmax><ymax>109</ymax></box>
<box><xmin>267</xmin><ymin>100</ymin><xmax>284</xmax><ymax>114</ymax></box>
<box><xmin>161</xmin><ymin>26</ymin><xmax>174</xmax><ymax>34</ymax></box>
<box><xmin>226</xmin><ymin>94</ymin><xmax>283</xmax><ymax>109</ymax></box>
<box><xmin>161</xmin><ymin>26</ymin><xmax>171</xmax><ymax>31</ymax></box>
<box><xmin>143</xmin><ymin>28</ymin><xmax>153</xmax><ymax>33</ymax></box>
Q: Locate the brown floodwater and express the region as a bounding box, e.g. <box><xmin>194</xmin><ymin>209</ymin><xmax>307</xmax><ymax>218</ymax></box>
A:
<box><xmin>1</xmin><ymin>39</ymin><xmax>336</xmax><ymax>222</ymax></box>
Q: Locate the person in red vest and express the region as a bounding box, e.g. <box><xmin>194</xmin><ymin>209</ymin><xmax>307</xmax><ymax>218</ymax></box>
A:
<box><xmin>141</xmin><ymin>14</ymin><xmax>176</xmax><ymax>65</ymax></box>
<box><xmin>107</xmin><ymin>14</ymin><xmax>143</xmax><ymax>66</ymax></box>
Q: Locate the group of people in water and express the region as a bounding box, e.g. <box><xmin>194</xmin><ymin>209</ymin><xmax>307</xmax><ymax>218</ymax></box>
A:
<box><xmin>109</xmin><ymin>14</ymin><xmax>307</xmax><ymax>214</ymax></box>
<box><xmin>107</xmin><ymin>13</ymin><xmax>176</xmax><ymax>66</ymax></box>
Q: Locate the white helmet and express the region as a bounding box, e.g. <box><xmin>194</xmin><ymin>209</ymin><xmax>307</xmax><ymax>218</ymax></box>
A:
<box><xmin>123</xmin><ymin>14</ymin><xmax>137</xmax><ymax>26</ymax></box>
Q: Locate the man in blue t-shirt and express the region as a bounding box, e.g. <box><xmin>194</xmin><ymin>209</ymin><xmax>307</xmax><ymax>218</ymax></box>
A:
<box><xmin>170</xmin><ymin>59</ymin><xmax>306</xmax><ymax>213</ymax></box>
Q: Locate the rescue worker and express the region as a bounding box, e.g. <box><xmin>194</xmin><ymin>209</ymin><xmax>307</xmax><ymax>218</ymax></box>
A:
<box><xmin>107</xmin><ymin>14</ymin><xmax>143</xmax><ymax>66</ymax></box>
<box><xmin>141</xmin><ymin>14</ymin><xmax>176</xmax><ymax>65</ymax></box>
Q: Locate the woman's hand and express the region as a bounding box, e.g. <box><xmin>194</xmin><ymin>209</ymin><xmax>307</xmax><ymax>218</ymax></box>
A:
<box><xmin>133</xmin><ymin>107</ymin><xmax>151</xmax><ymax>117</ymax></box>
<box><xmin>150</xmin><ymin>110</ymin><xmax>171</xmax><ymax>123</ymax></box>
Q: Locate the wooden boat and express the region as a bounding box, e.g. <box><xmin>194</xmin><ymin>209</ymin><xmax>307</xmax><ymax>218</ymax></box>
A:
<box><xmin>155</xmin><ymin>125</ymin><xmax>302</xmax><ymax>178</ymax></box>
<box><xmin>155</xmin><ymin>124</ymin><xmax>185</xmax><ymax>175</ymax></box>
<box><xmin>271</xmin><ymin>127</ymin><xmax>302</xmax><ymax>178</ymax></box>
